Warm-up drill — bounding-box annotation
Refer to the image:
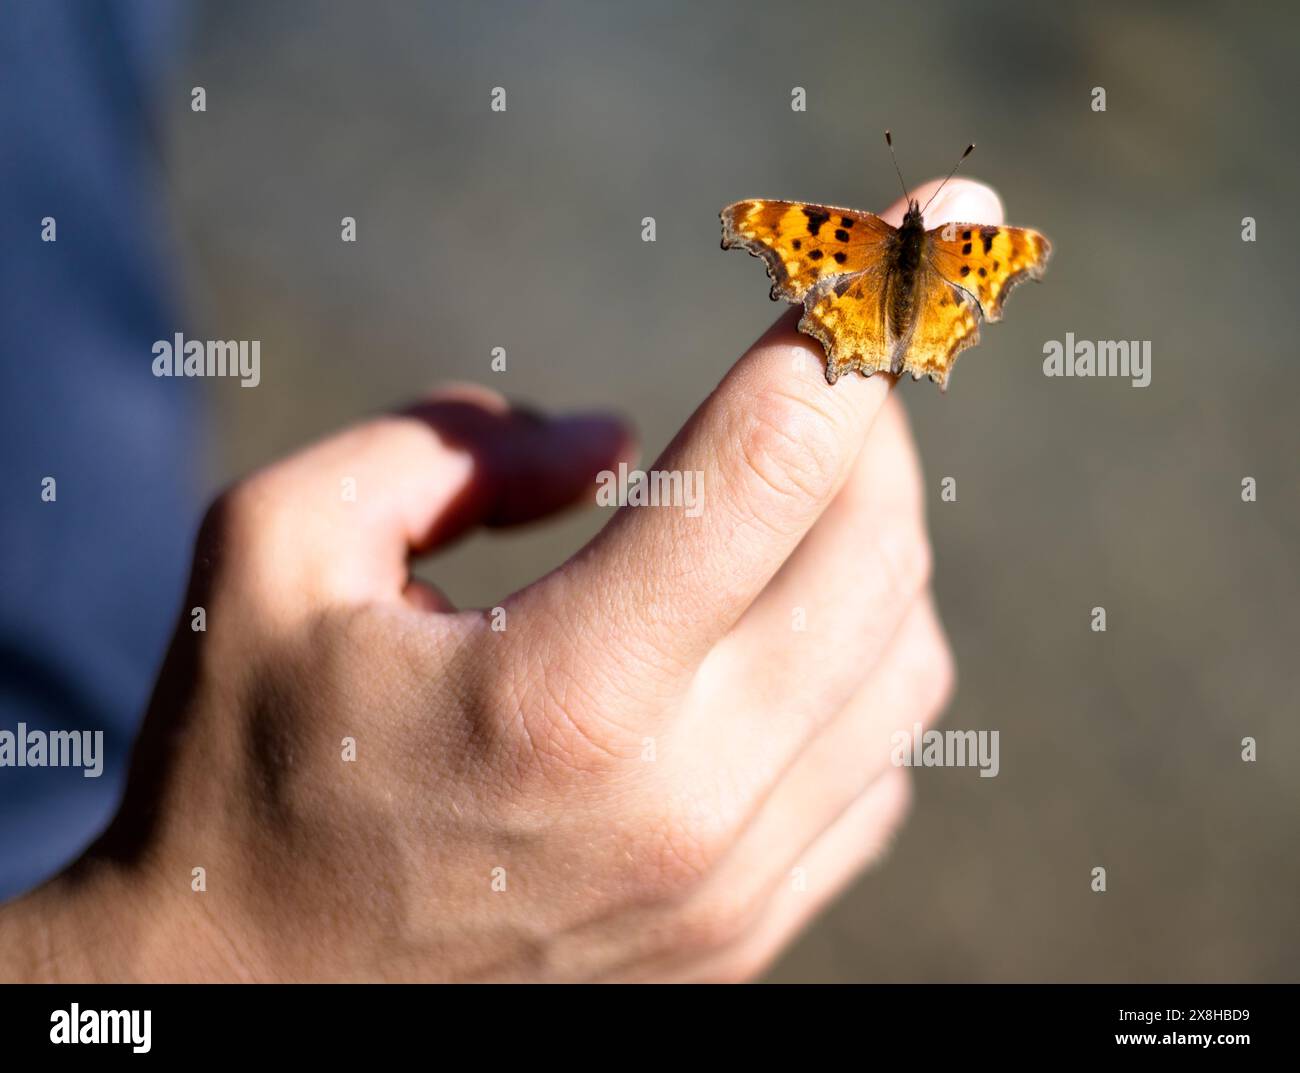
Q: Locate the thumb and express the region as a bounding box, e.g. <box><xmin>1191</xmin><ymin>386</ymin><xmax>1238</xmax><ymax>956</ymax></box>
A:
<box><xmin>238</xmin><ymin>384</ymin><xmax>631</xmax><ymax>603</ymax></box>
<box><xmin>880</xmin><ymin>175</ymin><xmax>1005</xmax><ymax>229</ymax></box>
<box><xmin>399</xmin><ymin>387</ymin><xmax>635</xmax><ymax>544</ymax></box>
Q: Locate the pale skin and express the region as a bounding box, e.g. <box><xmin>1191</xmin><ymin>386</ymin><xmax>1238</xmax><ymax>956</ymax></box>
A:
<box><xmin>0</xmin><ymin>179</ymin><xmax>1000</xmax><ymax>982</ymax></box>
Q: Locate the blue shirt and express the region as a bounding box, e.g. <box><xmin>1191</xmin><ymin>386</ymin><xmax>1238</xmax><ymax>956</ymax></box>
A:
<box><xmin>0</xmin><ymin>0</ymin><xmax>205</xmax><ymax>899</ymax></box>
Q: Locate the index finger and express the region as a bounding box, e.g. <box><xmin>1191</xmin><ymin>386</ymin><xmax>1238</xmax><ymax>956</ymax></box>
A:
<box><xmin>527</xmin><ymin>179</ymin><xmax>1003</xmax><ymax>679</ymax></box>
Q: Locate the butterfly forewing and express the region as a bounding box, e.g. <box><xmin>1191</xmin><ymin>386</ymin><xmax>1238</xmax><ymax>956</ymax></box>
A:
<box><xmin>925</xmin><ymin>223</ymin><xmax>1051</xmax><ymax>322</ymax></box>
<box><xmin>721</xmin><ymin>200</ymin><xmax>894</xmax><ymax>303</ymax></box>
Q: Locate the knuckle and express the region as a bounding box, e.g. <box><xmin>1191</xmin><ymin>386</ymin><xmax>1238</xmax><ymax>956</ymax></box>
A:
<box><xmin>710</xmin><ymin>940</ymin><xmax>777</xmax><ymax>983</ymax></box>
<box><xmin>631</xmin><ymin>804</ymin><xmax>738</xmax><ymax>901</ymax></box>
<box><xmin>197</xmin><ymin>468</ymin><xmax>292</xmax><ymax>554</ymax></box>
<box><xmin>711</xmin><ymin>955</ymin><xmax>766</xmax><ymax>985</ymax></box>
<box><xmin>193</xmin><ymin>480</ymin><xmax>273</xmax><ymax>584</ymax></box>
<box><xmin>196</xmin><ymin>483</ymin><xmax>252</xmax><ymax>554</ymax></box>
<box><xmin>490</xmin><ymin>642</ymin><xmax>640</xmax><ymax>782</ymax></box>
<box><xmin>193</xmin><ymin>472</ymin><xmax>301</xmax><ymax>601</ymax></box>
<box><xmin>901</xmin><ymin>610</ymin><xmax>956</xmax><ymax>721</ymax></box>
<box><xmin>730</xmin><ymin>383</ymin><xmax>847</xmax><ymax>515</ymax></box>
<box><xmin>929</xmin><ymin>631</ymin><xmax>957</xmax><ymax>715</ymax></box>
<box><xmin>664</xmin><ymin>890</ymin><xmax>762</xmax><ymax>957</ymax></box>
<box><xmin>877</xmin><ymin>516</ymin><xmax>933</xmax><ymax>600</ymax></box>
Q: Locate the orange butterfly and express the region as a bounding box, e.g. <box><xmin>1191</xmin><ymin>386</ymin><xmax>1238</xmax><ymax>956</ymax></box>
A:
<box><xmin>720</xmin><ymin>134</ymin><xmax>1051</xmax><ymax>390</ymax></box>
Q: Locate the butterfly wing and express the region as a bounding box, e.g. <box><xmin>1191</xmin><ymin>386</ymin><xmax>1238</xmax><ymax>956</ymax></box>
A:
<box><xmin>797</xmin><ymin>266</ymin><xmax>891</xmax><ymax>383</ymax></box>
<box><xmin>925</xmin><ymin>223</ymin><xmax>1051</xmax><ymax>322</ymax></box>
<box><xmin>895</xmin><ymin>262</ymin><xmax>983</xmax><ymax>388</ymax></box>
<box><xmin>721</xmin><ymin>200</ymin><xmax>895</xmax><ymax>302</ymax></box>
<box><xmin>721</xmin><ymin>202</ymin><xmax>1047</xmax><ymax>388</ymax></box>
<box><xmin>801</xmin><ymin>260</ymin><xmax>981</xmax><ymax>387</ymax></box>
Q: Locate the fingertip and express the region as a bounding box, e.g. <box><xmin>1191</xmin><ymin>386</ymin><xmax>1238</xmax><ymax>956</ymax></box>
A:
<box><xmin>406</xmin><ymin>381</ymin><xmax>511</xmax><ymax>416</ymax></box>
<box><xmin>924</xmin><ymin>177</ymin><xmax>1004</xmax><ymax>227</ymax></box>
<box><xmin>879</xmin><ymin>177</ymin><xmax>1004</xmax><ymax>228</ymax></box>
<box><xmin>547</xmin><ymin>411</ymin><xmax>638</xmax><ymax>478</ymax></box>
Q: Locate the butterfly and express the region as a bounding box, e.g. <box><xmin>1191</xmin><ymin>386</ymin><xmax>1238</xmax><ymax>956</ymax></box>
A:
<box><xmin>720</xmin><ymin>134</ymin><xmax>1051</xmax><ymax>390</ymax></box>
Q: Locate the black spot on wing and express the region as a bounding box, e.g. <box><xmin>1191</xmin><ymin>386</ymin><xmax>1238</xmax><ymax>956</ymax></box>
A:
<box><xmin>809</xmin><ymin>249</ymin><xmax>823</xmax><ymax>261</ymax></box>
<box><xmin>834</xmin><ymin>228</ymin><xmax>850</xmax><ymax>242</ymax></box>
<box><xmin>980</xmin><ymin>226</ymin><xmax>997</xmax><ymax>253</ymax></box>
<box><xmin>802</xmin><ymin>208</ymin><xmax>831</xmax><ymax>236</ymax></box>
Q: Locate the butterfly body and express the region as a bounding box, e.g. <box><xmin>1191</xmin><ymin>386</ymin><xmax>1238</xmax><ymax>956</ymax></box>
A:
<box><xmin>720</xmin><ymin>194</ymin><xmax>1051</xmax><ymax>389</ymax></box>
<box><xmin>883</xmin><ymin>201</ymin><xmax>927</xmax><ymax>372</ymax></box>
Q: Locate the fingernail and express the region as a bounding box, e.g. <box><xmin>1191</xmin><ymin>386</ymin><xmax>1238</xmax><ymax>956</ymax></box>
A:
<box><xmin>550</xmin><ymin>412</ymin><xmax>632</xmax><ymax>453</ymax></box>
<box><xmin>928</xmin><ymin>182</ymin><xmax>1003</xmax><ymax>226</ymax></box>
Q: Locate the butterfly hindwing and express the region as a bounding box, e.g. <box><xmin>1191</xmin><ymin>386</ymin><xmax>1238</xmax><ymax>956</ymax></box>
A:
<box><xmin>721</xmin><ymin>200</ymin><xmax>894</xmax><ymax>303</ymax></box>
<box><xmin>797</xmin><ymin>265</ymin><xmax>890</xmax><ymax>382</ymax></box>
<box><xmin>897</xmin><ymin>264</ymin><xmax>982</xmax><ymax>388</ymax></box>
<box><xmin>926</xmin><ymin>223</ymin><xmax>1051</xmax><ymax>322</ymax></box>
<box><xmin>801</xmin><ymin>261</ymin><xmax>980</xmax><ymax>387</ymax></box>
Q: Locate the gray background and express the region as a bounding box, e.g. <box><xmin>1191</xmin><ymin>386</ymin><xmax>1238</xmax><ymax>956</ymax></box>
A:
<box><xmin>166</xmin><ymin>0</ymin><xmax>1299</xmax><ymax>981</ymax></box>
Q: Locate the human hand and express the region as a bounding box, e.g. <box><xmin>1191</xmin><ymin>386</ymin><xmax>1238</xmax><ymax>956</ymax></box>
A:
<box><xmin>0</xmin><ymin>179</ymin><xmax>995</xmax><ymax>982</ymax></box>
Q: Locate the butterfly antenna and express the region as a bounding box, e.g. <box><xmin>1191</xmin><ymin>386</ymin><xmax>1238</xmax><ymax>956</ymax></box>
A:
<box><xmin>920</xmin><ymin>142</ymin><xmax>975</xmax><ymax>215</ymax></box>
<box><xmin>884</xmin><ymin>131</ymin><xmax>910</xmax><ymax>203</ymax></box>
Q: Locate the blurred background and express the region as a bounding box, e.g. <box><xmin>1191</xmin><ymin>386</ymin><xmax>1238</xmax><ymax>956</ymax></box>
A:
<box><xmin>6</xmin><ymin>0</ymin><xmax>1298</xmax><ymax>979</ymax></box>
